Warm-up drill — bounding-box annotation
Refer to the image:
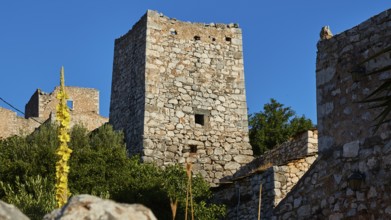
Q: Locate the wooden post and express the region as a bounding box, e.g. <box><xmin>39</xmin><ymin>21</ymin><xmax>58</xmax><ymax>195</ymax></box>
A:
<box><xmin>258</xmin><ymin>183</ymin><xmax>262</xmax><ymax>220</ymax></box>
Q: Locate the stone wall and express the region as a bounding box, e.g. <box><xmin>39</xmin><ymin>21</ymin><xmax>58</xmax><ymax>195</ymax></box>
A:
<box><xmin>213</xmin><ymin>130</ymin><xmax>318</xmax><ymax>219</ymax></box>
<box><xmin>234</xmin><ymin>130</ymin><xmax>318</xmax><ymax>178</ymax></box>
<box><xmin>110</xmin><ymin>10</ymin><xmax>253</xmax><ymax>184</ymax></box>
<box><xmin>25</xmin><ymin>89</ymin><xmax>39</xmax><ymax>118</ymax></box>
<box><xmin>0</xmin><ymin>107</ymin><xmax>39</xmax><ymax>139</ymax></box>
<box><xmin>272</xmin><ymin>9</ymin><xmax>391</xmax><ymax>219</ymax></box>
<box><xmin>26</xmin><ymin>86</ymin><xmax>101</xmax><ymax>119</ymax></box>
<box><xmin>109</xmin><ymin>12</ymin><xmax>147</xmax><ymax>155</ymax></box>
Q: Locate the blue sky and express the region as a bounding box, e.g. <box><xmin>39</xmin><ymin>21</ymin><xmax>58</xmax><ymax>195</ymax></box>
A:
<box><xmin>0</xmin><ymin>1</ymin><xmax>390</xmax><ymax>123</ymax></box>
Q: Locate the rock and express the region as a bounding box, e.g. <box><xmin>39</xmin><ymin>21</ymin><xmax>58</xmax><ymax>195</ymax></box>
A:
<box><xmin>224</xmin><ymin>162</ymin><xmax>241</xmax><ymax>170</ymax></box>
<box><xmin>297</xmin><ymin>205</ymin><xmax>311</xmax><ymax>217</ymax></box>
<box><xmin>233</xmin><ymin>155</ymin><xmax>253</xmax><ymax>163</ymax></box>
<box><xmin>0</xmin><ymin>200</ymin><xmax>29</xmax><ymax>220</ymax></box>
<box><xmin>329</xmin><ymin>213</ymin><xmax>343</xmax><ymax>220</ymax></box>
<box><xmin>43</xmin><ymin>195</ymin><xmax>157</xmax><ymax>220</ymax></box>
<box><xmin>343</xmin><ymin>140</ymin><xmax>360</xmax><ymax>157</ymax></box>
<box><xmin>294</xmin><ymin>197</ymin><xmax>302</xmax><ymax>208</ymax></box>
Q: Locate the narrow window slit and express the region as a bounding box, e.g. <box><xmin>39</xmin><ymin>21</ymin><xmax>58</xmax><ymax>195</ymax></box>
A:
<box><xmin>195</xmin><ymin>114</ymin><xmax>204</xmax><ymax>125</ymax></box>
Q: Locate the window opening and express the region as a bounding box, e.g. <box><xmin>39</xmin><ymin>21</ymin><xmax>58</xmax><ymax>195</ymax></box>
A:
<box><xmin>225</xmin><ymin>37</ymin><xmax>232</xmax><ymax>42</ymax></box>
<box><xmin>67</xmin><ymin>100</ymin><xmax>74</xmax><ymax>110</ymax></box>
<box><xmin>194</xmin><ymin>36</ymin><xmax>201</xmax><ymax>41</ymax></box>
<box><xmin>190</xmin><ymin>145</ymin><xmax>197</xmax><ymax>154</ymax></box>
<box><xmin>170</xmin><ymin>28</ymin><xmax>177</xmax><ymax>35</ymax></box>
<box><xmin>195</xmin><ymin>114</ymin><xmax>204</xmax><ymax>126</ymax></box>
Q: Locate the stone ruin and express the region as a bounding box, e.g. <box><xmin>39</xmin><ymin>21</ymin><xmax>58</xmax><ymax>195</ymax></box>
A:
<box><xmin>0</xmin><ymin>86</ymin><xmax>108</xmax><ymax>139</ymax></box>
<box><xmin>109</xmin><ymin>10</ymin><xmax>253</xmax><ymax>184</ymax></box>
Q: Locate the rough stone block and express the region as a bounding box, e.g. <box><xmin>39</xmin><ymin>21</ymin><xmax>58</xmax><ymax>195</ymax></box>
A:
<box><xmin>343</xmin><ymin>140</ymin><xmax>360</xmax><ymax>157</ymax></box>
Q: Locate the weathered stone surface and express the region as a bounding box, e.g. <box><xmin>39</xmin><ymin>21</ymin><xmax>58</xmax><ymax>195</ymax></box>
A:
<box><xmin>0</xmin><ymin>200</ymin><xmax>29</xmax><ymax>220</ymax></box>
<box><xmin>109</xmin><ymin>10</ymin><xmax>253</xmax><ymax>185</ymax></box>
<box><xmin>44</xmin><ymin>195</ymin><xmax>156</xmax><ymax>220</ymax></box>
<box><xmin>224</xmin><ymin>162</ymin><xmax>241</xmax><ymax>170</ymax></box>
<box><xmin>213</xmin><ymin>130</ymin><xmax>319</xmax><ymax>219</ymax></box>
<box><xmin>271</xmin><ymin>8</ymin><xmax>391</xmax><ymax>220</ymax></box>
<box><xmin>343</xmin><ymin>141</ymin><xmax>360</xmax><ymax>157</ymax></box>
<box><xmin>0</xmin><ymin>86</ymin><xmax>108</xmax><ymax>139</ymax></box>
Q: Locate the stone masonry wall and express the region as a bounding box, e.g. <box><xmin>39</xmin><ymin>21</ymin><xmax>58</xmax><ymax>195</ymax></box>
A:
<box><xmin>110</xmin><ymin>10</ymin><xmax>253</xmax><ymax>184</ymax></box>
<box><xmin>234</xmin><ymin>130</ymin><xmax>318</xmax><ymax>178</ymax></box>
<box><xmin>109</xmin><ymin>13</ymin><xmax>147</xmax><ymax>155</ymax></box>
<box><xmin>272</xmin><ymin>9</ymin><xmax>391</xmax><ymax>219</ymax></box>
<box><xmin>28</xmin><ymin>86</ymin><xmax>101</xmax><ymax>119</ymax></box>
<box><xmin>145</xmin><ymin>10</ymin><xmax>253</xmax><ymax>184</ymax></box>
<box><xmin>25</xmin><ymin>89</ymin><xmax>39</xmax><ymax>118</ymax></box>
<box><xmin>213</xmin><ymin>130</ymin><xmax>318</xmax><ymax>219</ymax></box>
<box><xmin>0</xmin><ymin>107</ymin><xmax>39</xmax><ymax>139</ymax></box>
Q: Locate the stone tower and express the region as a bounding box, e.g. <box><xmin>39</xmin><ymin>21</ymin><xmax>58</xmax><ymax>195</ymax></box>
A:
<box><xmin>110</xmin><ymin>10</ymin><xmax>253</xmax><ymax>184</ymax></box>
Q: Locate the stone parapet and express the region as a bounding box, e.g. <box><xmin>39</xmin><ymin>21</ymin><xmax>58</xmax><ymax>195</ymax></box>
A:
<box><xmin>234</xmin><ymin>129</ymin><xmax>317</xmax><ymax>178</ymax></box>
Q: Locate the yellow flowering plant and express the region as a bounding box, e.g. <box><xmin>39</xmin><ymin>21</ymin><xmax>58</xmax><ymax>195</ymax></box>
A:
<box><xmin>54</xmin><ymin>66</ymin><xmax>72</xmax><ymax>207</ymax></box>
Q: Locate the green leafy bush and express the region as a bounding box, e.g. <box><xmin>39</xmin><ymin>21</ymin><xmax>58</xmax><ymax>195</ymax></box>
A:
<box><xmin>0</xmin><ymin>175</ymin><xmax>56</xmax><ymax>220</ymax></box>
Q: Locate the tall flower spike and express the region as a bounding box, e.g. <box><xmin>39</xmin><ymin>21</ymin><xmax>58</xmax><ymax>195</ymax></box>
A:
<box><xmin>55</xmin><ymin>66</ymin><xmax>72</xmax><ymax>208</ymax></box>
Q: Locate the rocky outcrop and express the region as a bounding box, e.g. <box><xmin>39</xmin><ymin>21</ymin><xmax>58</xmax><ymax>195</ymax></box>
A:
<box><xmin>43</xmin><ymin>195</ymin><xmax>157</xmax><ymax>220</ymax></box>
<box><xmin>0</xmin><ymin>200</ymin><xmax>29</xmax><ymax>220</ymax></box>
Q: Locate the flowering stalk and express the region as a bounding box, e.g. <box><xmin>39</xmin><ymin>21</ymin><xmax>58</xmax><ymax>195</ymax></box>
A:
<box><xmin>55</xmin><ymin>66</ymin><xmax>72</xmax><ymax>207</ymax></box>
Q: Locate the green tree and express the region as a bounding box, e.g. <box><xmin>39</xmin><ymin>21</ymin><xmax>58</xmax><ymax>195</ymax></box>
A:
<box><xmin>68</xmin><ymin>124</ymin><xmax>131</xmax><ymax>196</ymax></box>
<box><xmin>249</xmin><ymin>99</ymin><xmax>314</xmax><ymax>155</ymax></box>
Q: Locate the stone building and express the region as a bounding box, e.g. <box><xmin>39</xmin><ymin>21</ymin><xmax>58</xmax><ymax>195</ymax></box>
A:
<box><xmin>270</xmin><ymin>9</ymin><xmax>391</xmax><ymax>219</ymax></box>
<box><xmin>109</xmin><ymin>10</ymin><xmax>253</xmax><ymax>184</ymax></box>
<box><xmin>0</xmin><ymin>86</ymin><xmax>108</xmax><ymax>139</ymax></box>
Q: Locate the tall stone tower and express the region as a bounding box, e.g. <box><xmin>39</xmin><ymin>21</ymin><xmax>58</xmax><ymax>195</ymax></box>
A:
<box><xmin>110</xmin><ymin>10</ymin><xmax>253</xmax><ymax>184</ymax></box>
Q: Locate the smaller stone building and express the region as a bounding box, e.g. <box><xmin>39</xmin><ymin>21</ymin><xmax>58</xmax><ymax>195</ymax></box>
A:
<box><xmin>0</xmin><ymin>86</ymin><xmax>108</xmax><ymax>139</ymax></box>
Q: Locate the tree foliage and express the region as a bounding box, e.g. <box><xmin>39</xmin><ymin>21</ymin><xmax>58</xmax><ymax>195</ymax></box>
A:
<box><xmin>0</xmin><ymin>176</ymin><xmax>56</xmax><ymax>220</ymax></box>
<box><xmin>249</xmin><ymin>99</ymin><xmax>314</xmax><ymax>155</ymax></box>
<box><xmin>0</xmin><ymin>123</ymin><xmax>225</xmax><ymax>220</ymax></box>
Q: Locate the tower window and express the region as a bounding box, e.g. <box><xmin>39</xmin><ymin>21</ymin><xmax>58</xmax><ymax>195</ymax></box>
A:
<box><xmin>67</xmin><ymin>100</ymin><xmax>74</xmax><ymax>110</ymax></box>
<box><xmin>194</xmin><ymin>36</ymin><xmax>201</xmax><ymax>41</ymax></box>
<box><xmin>195</xmin><ymin>114</ymin><xmax>204</xmax><ymax>126</ymax></box>
<box><xmin>225</xmin><ymin>37</ymin><xmax>232</xmax><ymax>42</ymax></box>
<box><xmin>190</xmin><ymin>145</ymin><xmax>197</xmax><ymax>154</ymax></box>
<box><xmin>170</xmin><ymin>28</ymin><xmax>177</xmax><ymax>35</ymax></box>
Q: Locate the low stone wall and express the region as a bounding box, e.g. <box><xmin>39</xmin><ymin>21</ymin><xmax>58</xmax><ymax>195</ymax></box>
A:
<box><xmin>213</xmin><ymin>130</ymin><xmax>318</xmax><ymax>219</ymax></box>
<box><xmin>234</xmin><ymin>130</ymin><xmax>317</xmax><ymax>178</ymax></box>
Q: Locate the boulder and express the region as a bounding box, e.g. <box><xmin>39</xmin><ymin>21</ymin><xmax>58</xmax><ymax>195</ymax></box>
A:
<box><xmin>44</xmin><ymin>194</ymin><xmax>157</xmax><ymax>220</ymax></box>
<box><xmin>0</xmin><ymin>200</ymin><xmax>29</xmax><ymax>220</ymax></box>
